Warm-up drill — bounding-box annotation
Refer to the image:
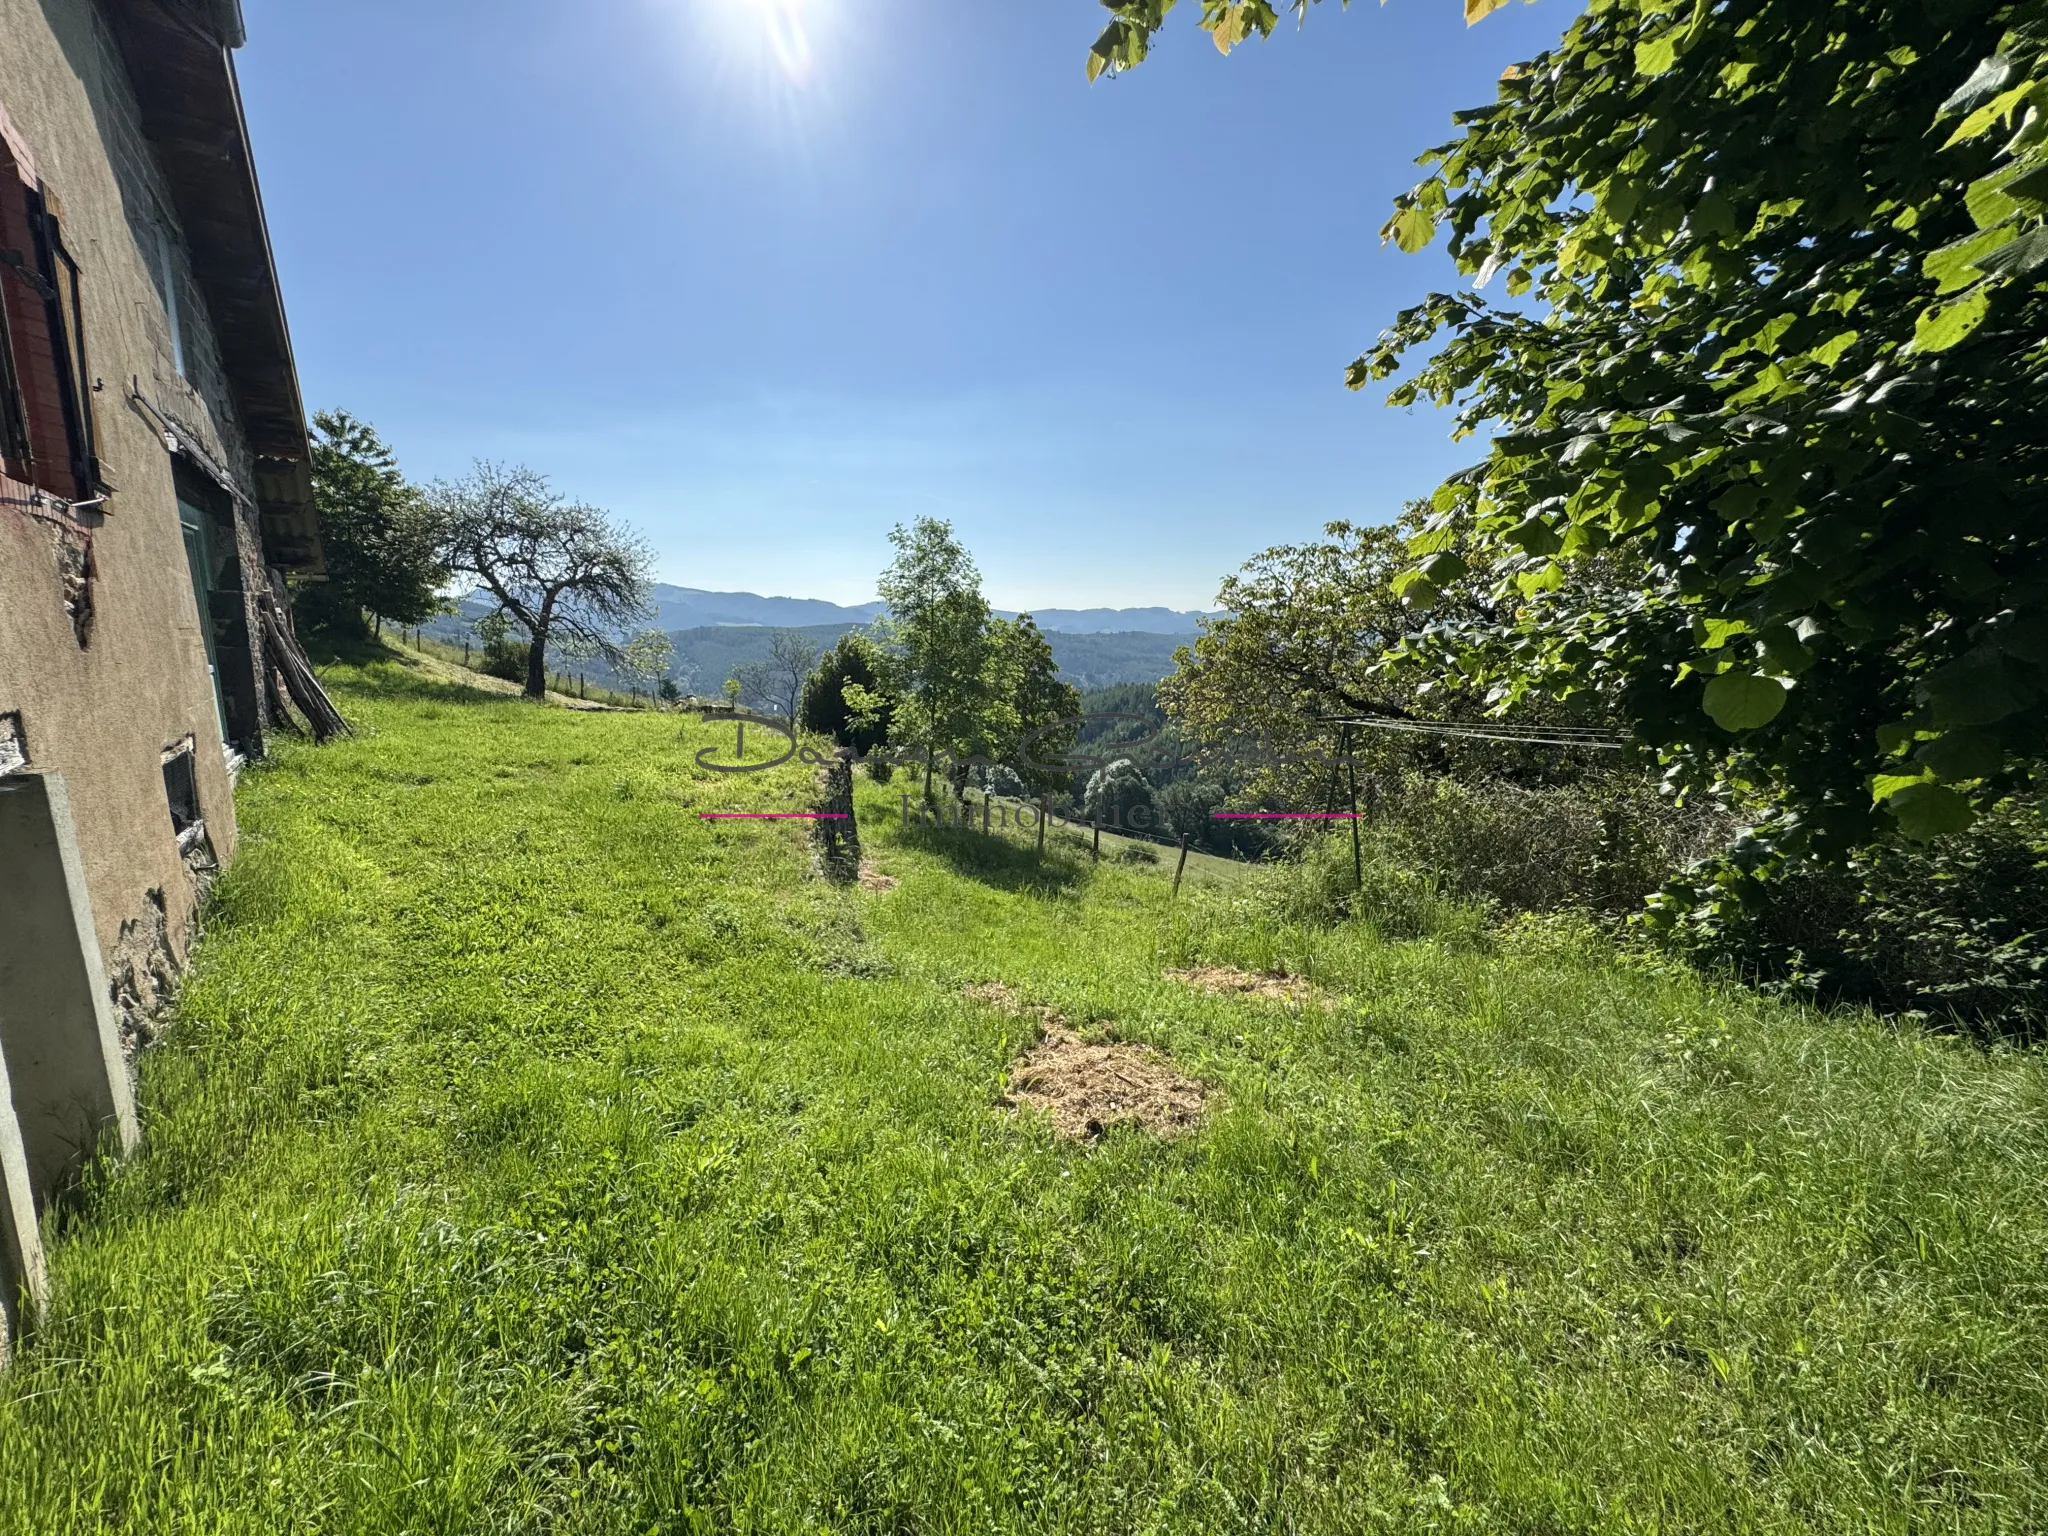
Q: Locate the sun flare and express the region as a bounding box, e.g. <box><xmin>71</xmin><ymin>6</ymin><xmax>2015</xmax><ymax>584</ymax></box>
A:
<box><xmin>710</xmin><ymin>0</ymin><xmax>821</xmax><ymax>86</ymax></box>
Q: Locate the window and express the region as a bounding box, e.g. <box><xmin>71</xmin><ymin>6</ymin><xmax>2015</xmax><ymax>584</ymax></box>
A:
<box><xmin>161</xmin><ymin>737</ymin><xmax>202</xmax><ymax>837</ymax></box>
<box><xmin>0</xmin><ymin>144</ymin><xmax>98</xmax><ymax>501</ymax></box>
<box><xmin>154</xmin><ymin>226</ymin><xmax>185</xmax><ymax>379</ymax></box>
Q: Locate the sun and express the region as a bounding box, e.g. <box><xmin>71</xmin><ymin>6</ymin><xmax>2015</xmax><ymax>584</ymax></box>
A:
<box><xmin>711</xmin><ymin>0</ymin><xmax>820</xmax><ymax>86</ymax></box>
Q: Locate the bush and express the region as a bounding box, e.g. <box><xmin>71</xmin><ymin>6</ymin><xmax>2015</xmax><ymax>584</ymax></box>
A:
<box><xmin>1660</xmin><ymin>796</ymin><xmax>2048</xmax><ymax>1039</ymax></box>
<box><xmin>1371</xmin><ymin>770</ymin><xmax>1729</xmax><ymax>917</ymax></box>
<box><xmin>475</xmin><ymin>612</ymin><xmax>529</xmax><ymax>684</ymax></box>
<box><xmin>1245</xmin><ymin>828</ymin><xmax>1482</xmax><ymax>943</ymax></box>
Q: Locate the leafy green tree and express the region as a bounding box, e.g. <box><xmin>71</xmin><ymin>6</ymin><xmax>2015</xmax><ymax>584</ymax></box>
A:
<box><xmin>800</xmin><ymin>631</ymin><xmax>897</xmax><ymax>755</ymax></box>
<box><xmin>434</xmin><ymin>463</ymin><xmax>654</xmax><ymax>700</ymax></box>
<box><xmin>877</xmin><ymin>519</ymin><xmax>999</xmax><ymax>800</ymax></box>
<box><xmin>988</xmin><ymin>614</ymin><xmax>1082</xmax><ymax>795</ymax></box>
<box><xmin>1089</xmin><ymin>0</ymin><xmax>2048</xmax><ymax>863</ymax></box>
<box><xmin>1083</xmin><ymin>757</ymin><xmax>1156</xmax><ymax>831</ymax></box>
<box><xmin>299</xmin><ymin>410</ymin><xmax>445</xmax><ymax>638</ymax></box>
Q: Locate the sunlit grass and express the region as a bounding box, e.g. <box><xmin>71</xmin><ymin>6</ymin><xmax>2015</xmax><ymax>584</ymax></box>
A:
<box><xmin>1</xmin><ymin>654</ymin><xmax>2043</xmax><ymax>1531</ymax></box>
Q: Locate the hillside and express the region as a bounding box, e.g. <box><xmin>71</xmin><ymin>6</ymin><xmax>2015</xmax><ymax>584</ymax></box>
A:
<box><xmin>643</xmin><ymin>586</ymin><xmax>1217</xmax><ymax>636</ymax></box>
<box><xmin>2</xmin><ymin>655</ymin><xmax>2043</xmax><ymax>1530</ymax></box>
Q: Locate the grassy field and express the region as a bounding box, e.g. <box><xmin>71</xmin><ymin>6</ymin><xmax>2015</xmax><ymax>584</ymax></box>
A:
<box><xmin>2</xmin><ymin>652</ymin><xmax>2045</xmax><ymax>1533</ymax></box>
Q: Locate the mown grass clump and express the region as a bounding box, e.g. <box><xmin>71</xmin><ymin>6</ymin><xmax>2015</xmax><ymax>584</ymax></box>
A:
<box><xmin>1</xmin><ymin>653</ymin><xmax>2044</xmax><ymax>1532</ymax></box>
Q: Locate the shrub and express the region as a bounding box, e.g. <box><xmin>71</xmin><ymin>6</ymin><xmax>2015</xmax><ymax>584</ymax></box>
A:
<box><xmin>1660</xmin><ymin>796</ymin><xmax>2048</xmax><ymax>1040</ymax></box>
<box><xmin>1245</xmin><ymin>828</ymin><xmax>1481</xmax><ymax>943</ymax></box>
<box><xmin>1371</xmin><ymin>771</ymin><xmax>1729</xmax><ymax>917</ymax></box>
<box><xmin>475</xmin><ymin>611</ymin><xmax>529</xmax><ymax>684</ymax></box>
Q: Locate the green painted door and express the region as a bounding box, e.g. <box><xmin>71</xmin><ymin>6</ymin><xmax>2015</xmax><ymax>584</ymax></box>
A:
<box><xmin>177</xmin><ymin>496</ymin><xmax>228</xmax><ymax>744</ymax></box>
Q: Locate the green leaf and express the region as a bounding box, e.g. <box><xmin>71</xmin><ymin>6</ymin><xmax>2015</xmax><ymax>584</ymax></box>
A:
<box><xmin>1636</xmin><ymin>35</ymin><xmax>1678</xmax><ymax>77</ymax></box>
<box><xmin>1910</xmin><ymin>290</ymin><xmax>1991</xmax><ymax>353</ymax></box>
<box><xmin>1712</xmin><ymin>484</ymin><xmax>1762</xmax><ymax>521</ymax></box>
<box><xmin>1884</xmin><ymin>781</ymin><xmax>1976</xmax><ymax>841</ymax></box>
<box><xmin>1975</xmin><ymin>224</ymin><xmax>2048</xmax><ymax>278</ymax></box>
<box><xmin>1465</xmin><ymin>0</ymin><xmax>1511</xmax><ymax>23</ymax></box>
<box><xmin>1943</xmin><ymin>80</ymin><xmax>2034</xmax><ymax>147</ymax></box>
<box><xmin>1914</xmin><ymin>730</ymin><xmax>2005</xmax><ymax>782</ymax></box>
<box><xmin>1392</xmin><ymin>568</ymin><xmax>1438</xmax><ymax>607</ymax></box>
<box><xmin>1924</xmin><ymin>228</ymin><xmax>2018</xmax><ymax>293</ymax></box>
<box><xmin>1419</xmin><ymin>551</ymin><xmax>1470</xmax><ymax>585</ymax></box>
<box><xmin>1702</xmin><ymin>672</ymin><xmax>1787</xmax><ymax>731</ymax></box>
<box><xmin>1700</xmin><ymin>618</ymin><xmax>1749</xmax><ymax>651</ymax></box>
<box><xmin>1755</xmin><ymin>623</ymin><xmax>1815</xmax><ymax>676</ymax></box>
<box><xmin>1504</xmin><ymin>514</ymin><xmax>1562</xmax><ymax>556</ymax></box>
<box><xmin>1389</xmin><ymin>205</ymin><xmax>1437</xmax><ymax>253</ymax></box>
<box><xmin>1922</xmin><ymin>656</ymin><xmax>2035</xmax><ymax>726</ymax></box>
<box><xmin>1871</xmin><ymin>771</ymin><xmax>1931</xmax><ymax>802</ymax></box>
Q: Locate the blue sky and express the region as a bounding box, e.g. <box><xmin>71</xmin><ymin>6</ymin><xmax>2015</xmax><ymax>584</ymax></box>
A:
<box><xmin>238</xmin><ymin>0</ymin><xmax>1571</xmax><ymax>611</ymax></box>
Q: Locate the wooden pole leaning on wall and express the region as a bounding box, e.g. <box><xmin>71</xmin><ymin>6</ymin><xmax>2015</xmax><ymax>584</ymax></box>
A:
<box><xmin>258</xmin><ymin>595</ymin><xmax>349</xmax><ymax>743</ymax></box>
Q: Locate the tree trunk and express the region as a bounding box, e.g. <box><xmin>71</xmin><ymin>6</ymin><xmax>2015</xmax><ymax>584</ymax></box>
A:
<box><xmin>524</xmin><ymin>628</ymin><xmax>549</xmax><ymax>699</ymax></box>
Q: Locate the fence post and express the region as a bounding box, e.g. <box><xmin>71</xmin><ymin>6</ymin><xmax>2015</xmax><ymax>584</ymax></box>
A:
<box><xmin>1343</xmin><ymin>722</ymin><xmax>1363</xmax><ymax>892</ymax></box>
<box><xmin>1172</xmin><ymin>834</ymin><xmax>1189</xmax><ymax>901</ymax></box>
<box><xmin>1091</xmin><ymin>820</ymin><xmax>1100</xmax><ymax>861</ymax></box>
<box><xmin>1037</xmin><ymin>800</ymin><xmax>1046</xmax><ymax>863</ymax></box>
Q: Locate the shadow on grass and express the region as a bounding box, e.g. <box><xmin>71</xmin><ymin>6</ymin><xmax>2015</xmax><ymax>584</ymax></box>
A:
<box><xmin>303</xmin><ymin>635</ymin><xmax>537</xmax><ymax>709</ymax></box>
<box><xmin>880</xmin><ymin>814</ymin><xmax>1092</xmax><ymax>895</ymax></box>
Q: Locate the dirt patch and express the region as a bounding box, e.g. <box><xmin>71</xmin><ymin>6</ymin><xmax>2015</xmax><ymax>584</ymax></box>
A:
<box><xmin>1167</xmin><ymin>965</ymin><xmax>1324</xmax><ymax>1005</ymax></box>
<box><xmin>859</xmin><ymin>862</ymin><xmax>898</xmax><ymax>892</ymax></box>
<box><xmin>1003</xmin><ymin>1026</ymin><xmax>1211</xmax><ymax>1143</ymax></box>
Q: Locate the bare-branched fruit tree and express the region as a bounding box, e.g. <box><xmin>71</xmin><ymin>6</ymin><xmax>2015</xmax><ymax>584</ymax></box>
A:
<box><xmin>435</xmin><ymin>463</ymin><xmax>654</xmax><ymax>699</ymax></box>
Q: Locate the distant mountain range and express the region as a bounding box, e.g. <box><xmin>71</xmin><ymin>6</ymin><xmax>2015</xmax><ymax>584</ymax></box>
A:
<box><xmin>429</xmin><ymin>587</ymin><xmax>1206</xmax><ymax>692</ymax></box>
<box><xmin>647</xmin><ymin>585</ymin><xmax>1217</xmax><ymax>636</ymax></box>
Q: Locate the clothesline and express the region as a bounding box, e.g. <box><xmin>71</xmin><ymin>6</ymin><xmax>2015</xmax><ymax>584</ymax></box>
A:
<box><xmin>1321</xmin><ymin>714</ymin><xmax>1628</xmax><ymax>751</ymax></box>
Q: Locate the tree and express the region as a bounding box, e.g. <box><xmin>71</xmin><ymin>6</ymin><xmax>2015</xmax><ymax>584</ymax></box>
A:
<box><xmin>299</xmin><ymin>410</ymin><xmax>445</xmax><ymax>638</ymax></box>
<box><xmin>877</xmin><ymin>519</ymin><xmax>998</xmax><ymax>800</ymax></box>
<box><xmin>989</xmin><ymin>614</ymin><xmax>1082</xmax><ymax>795</ymax></box>
<box><xmin>1087</xmin><ymin>0</ymin><xmax>2048</xmax><ymax>865</ymax></box>
<box><xmin>730</xmin><ymin>660</ymin><xmax>776</xmax><ymax>713</ymax></box>
<box><xmin>614</xmin><ymin>630</ymin><xmax>675</xmax><ymax>700</ymax></box>
<box><xmin>765</xmin><ymin>629</ymin><xmax>821</xmax><ymax>724</ymax></box>
<box><xmin>800</xmin><ymin>630</ymin><xmax>897</xmax><ymax>755</ymax></box>
<box><xmin>1083</xmin><ymin>758</ymin><xmax>1156</xmax><ymax>832</ymax></box>
<box><xmin>434</xmin><ymin>463</ymin><xmax>654</xmax><ymax>700</ymax></box>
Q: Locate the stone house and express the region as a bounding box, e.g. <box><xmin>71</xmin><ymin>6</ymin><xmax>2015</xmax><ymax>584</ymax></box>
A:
<box><xmin>0</xmin><ymin>0</ymin><xmax>323</xmax><ymax>1359</ymax></box>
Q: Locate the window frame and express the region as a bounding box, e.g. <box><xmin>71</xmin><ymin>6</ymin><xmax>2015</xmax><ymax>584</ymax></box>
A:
<box><xmin>0</xmin><ymin>165</ymin><xmax>100</xmax><ymax>501</ymax></box>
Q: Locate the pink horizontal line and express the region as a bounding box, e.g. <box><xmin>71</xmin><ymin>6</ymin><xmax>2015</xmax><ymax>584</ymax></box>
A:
<box><xmin>700</xmin><ymin>812</ymin><xmax>850</xmax><ymax>820</ymax></box>
<box><xmin>1212</xmin><ymin>812</ymin><xmax>1359</xmax><ymax>820</ymax></box>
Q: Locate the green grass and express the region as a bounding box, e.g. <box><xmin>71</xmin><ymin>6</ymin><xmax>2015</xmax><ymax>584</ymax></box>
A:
<box><xmin>3</xmin><ymin>655</ymin><xmax>2045</xmax><ymax>1532</ymax></box>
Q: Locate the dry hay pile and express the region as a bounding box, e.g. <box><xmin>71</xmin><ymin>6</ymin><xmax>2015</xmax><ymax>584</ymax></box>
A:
<box><xmin>1166</xmin><ymin>964</ymin><xmax>1325</xmax><ymax>1006</ymax></box>
<box><xmin>964</xmin><ymin>983</ymin><xmax>1213</xmax><ymax>1143</ymax></box>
